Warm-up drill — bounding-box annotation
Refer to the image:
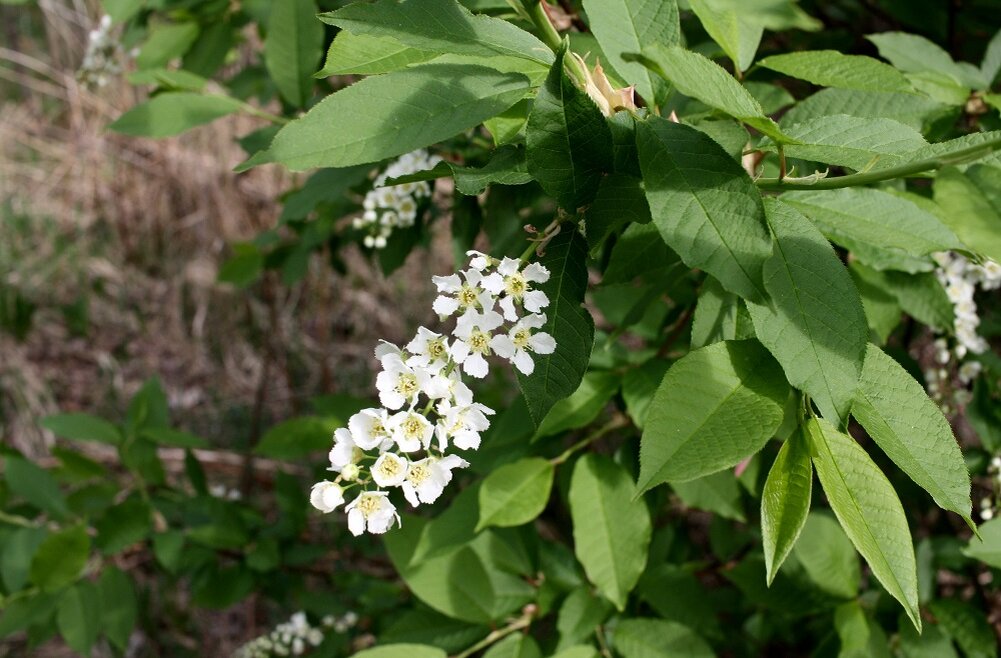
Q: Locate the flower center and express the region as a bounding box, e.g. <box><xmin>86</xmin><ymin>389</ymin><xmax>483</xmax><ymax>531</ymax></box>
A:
<box><xmin>396</xmin><ymin>373</ymin><xmax>418</xmax><ymax>396</ymax></box>
<box><xmin>504</xmin><ymin>273</ymin><xmax>527</xmax><ymax>298</ymax></box>
<box><xmin>407</xmin><ymin>463</ymin><xmax>431</xmax><ymax>486</ymax></box>
<box><xmin>376</xmin><ymin>457</ymin><xmax>403</xmax><ymax>479</ymax></box>
<box><xmin>402</xmin><ymin>415</ymin><xmax>424</xmax><ymax>438</ymax></box>
<box><xmin>457</xmin><ymin>284</ymin><xmax>479</xmax><ymax>308</ymax></box>
<box><xmin>358</xmin><ymin>495</ymin><xmax>381</xmax><ymax>517</ymax></box>
<box><xmin>427</xmin><ymin>338</ymin><xmax>446</xmax><ymax>359</ymax></box>
<box><xmin>371</xmin><ymin>419</ymin><xmax>388</xmax><ymax>437</ymax></box>
<box><xmin>469</xmin><ymin>329</ymin><xmax>491</xmax><ymax>354</ymax></box>
<box><xmin>513</xmin><ymin>328</ymin><xmax>531</xmax><ymax>350</ymax></box>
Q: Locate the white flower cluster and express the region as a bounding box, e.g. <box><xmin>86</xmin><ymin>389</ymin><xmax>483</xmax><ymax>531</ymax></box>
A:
<box><xmin>310</xmin><ymin>252</ymin><xmax>556</xmax><ymax>535</ymax></box>
<box><xmin>354</xmin><ymin>150</ymin><xmax>441</xmax><ymax>249</ymax></box>
<box><xmin>232</xmin><ymin>611</ymin><xmax>356</xmax><ymax>658</ymax></box>
<box><xmin>78</xmin><ymin>15</ymin><xmax>125</xmax><ymax>89</ymax></box>
<box><xmin>981</xmin><ymin>456</ymin><xmax>1001</xmax><ymax>521</ymax></box>
<box><xmin>934</xmin><ymin>252</ymin><xmax>1001</xmax><ymax>358</ymax></box>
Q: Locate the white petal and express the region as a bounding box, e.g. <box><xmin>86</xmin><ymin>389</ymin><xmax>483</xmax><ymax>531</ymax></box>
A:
<box><xmin>498</xmin><ymin>257</ymin><xmax>520</xmax><ymax>276</ymax></box>
<box><xmin>453</xmin><ymin>430</ymin><xmax>481</xmax><ymax>450</ymax></box>
<box><xmin>523</xmin><ymin>290</ymin><xmax>550</xmax><ymax>313</ymax></box>
<box><xmin>379</xmin><ymin>389</ymin><xmax>406</xmax><ymax>411</ymax></box>
<box><xmin>452</xmin><ymin>380</ymin><xmax>474</xmax><ymax>406</ymax></box>
<box><xmin>490</xmin><ymin>334</ymin><xmax>516</xmax><ymax>359</ymax></box>
<box><xmin>432</xmin><ymin>274</ymin><xmax>461</xmax><ymax>293</ymax></box>
<box><xmin>499</xmin><ymin>296</ymin><xmax>518</xmax><ymax>322</ymax></box>
<box><xmin>322</xmin><ymin>485</ymin><xmax>345</xmax><ymax>510</ymax></box>
<box><xmin>347</xmin><ymin>508</ymin><xmax>365</xmax><ymax>536</ymax></box>
<box><xmin>513</xmin><ymin>349</ymin><xmax>535</xmax><ymax>375</ymax></box>
<box><xmin>463</xmin><ymin>353</ymin><xmax>490</xmax><ymax>378</ymax></box>
<box><xmin>480</xmin><ymin>310</ymin><xmax>504</xmax><ymax>331</ymax></box>
<box><xmin>433</xmin><ymin>295</ymin><xmax>460</xmax><ymax>317</ymax></box>
<box><xmin>523</xmin><ymin>262</ymin><xmax>550</xmax><ymax>283</ymax></box>
<box><xmin>403</xmin><ymin>483</ymin><xmax>421</xmax><ymax>507</ymax></box>
<box><xmin>480</xmin><ymin>272</ymin><xmax>504</xmax><ymax>294</ymax></box>
<box><xmin>449</xmin><ymin>339</ymin><xmax>471</xmax><ymax>364</ymax></box>
<box><xmin>374</xmin><ymin>340</ymin><xmax>401</xmax><ymax>360</ymax></box>
<box><xmin>530</xmin><ymin>332</ymin><xmax>556</xmax><ymax>354</ymax></box>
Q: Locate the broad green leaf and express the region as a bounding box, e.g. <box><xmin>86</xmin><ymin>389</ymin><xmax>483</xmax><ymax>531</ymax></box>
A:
<box><xmin>867</xmin><ymin>32</ymin><xmax>987</xmax><ymax>89</ymax></box>
<box><xmin>761</xmin><ymin>428</ymin><xmax>812</xmax><ymax>584</ymax></box>
<box><xmin>94</xmin><ymin>496</ymin><xmax>151</xmax><ymax>554</ymax></box>
<box><xmin>934</xmin><ymin>165</ymin><xmax>1001</xmax><ymax>263</ymax></box>
<box><xmin>600</xmin><ymin>222</ymin><xmax>679</xmax><ymax>286</ymax></box>
<box><xmin>759</xmin><ymin>50</ymin><xmax>914</xmax><ymax>92</ymax></box>
<box><xmin>806</xmin><ymin>417</ymin><xmax>920</xmax><ymax>630</ymax></box>
<box><xmin>551</xmin><ymin>647</ymin><xmax>599</xmax><ymax>658</ymax></box>
<box><xmin>476</xmin><ymin>458</ymin><xmax>554</xmax><ymax>531</ymax></box>
<box><xmin>672</xmin><ymin>470</ymin><xmax>746</xmax><ymax>521</ymax></box>
<box><xmin>320</xmin><ymin>0</ymin><xmax>553</xmax><ymax>67</ymax></box>
<box><xmin>240</xmin><ymin>64</ymin><xmax>531</xmax><ymax>171</ymax></box>
<box><xmin>102</xmin><ymin>0</ymin><xmax>143</xmax><ymax>23</ymax></box>
<box><xmin>40</xmin><ymin>413</ymin><xmax>121</xmax><ymax>445</ymax></box>
<box><xmin>264</xmin><ymin>0</ymin><xmax>322</xmax><ymax>107</ymax></box>
<box><xmin>849</xmin><ymin>265</ymin><xmax>902</xmax><ymax>344</ymax></box>
<box><xmin>835</xmin><ymin>601</ymin><xmax>893</xmax><ymax>658</ymax></box>
<box><xmin>636</xmin><ymin>116</ymin><xmax>771</xmax><ymax>301</ymax></box>
<box><xmin>871</xmin><ymin>130</ymin><xmax>1001</xmax><ymax>172</ymax></box>
<box><xmin>632</xmin><ymin>44</ymin><xmax>794</xmax><ymax>142</ymax></box>
<box><xmin>637</xmin><ymin>565</ymin><xmax>722</xmax><ymax>640</ymax></box>
<box><xmin>5</xmin><ymin>457</ymin><xmax>68</xmax><ymax>518</ymax></box>
<box><xmin>582</xmin><ymin>0</ymin><xmax>680</xmax><ymax>105</ymax></box>
<box><xmin>556</xmin><ymin>587</ymin><xmax>613</xmax><ymax>650</ymax></box>
<box><xmin>983</xmin><ymin>29</ymin><xmax>1001</xmax><ymax>86</ymax></box>
<box><xmin>380</xmin><ymin>609</ymin><xmax>482</xmax><ymax>653</ymax></box>
<box><xmin>485</xmin><ymin>99</ymin><xmax>530</xmax><ymax>146</ymax></box>
<box><xmin>109</xmin><ymin>93</ymin><xmax>242</xmax><ymax>138</ymax></box>
<box><xmin>30</xmin><ymin>525</ymin><xmax>90</xmax><ymax>592</ymax></box>
<box><xmin>849</xmin><ymin>264</ymin><xmax>953</xmax><ymax>332</ymax></box>
<box><xmin>135</xmin><ymin>22</ymin><xmax>199</xmax><ymax>70</ymax></box>
<box><xmin>762</xmin><ymin>115</ymin><xmax>927</xmax><ymax>170</ymax></box>
<box><xmin>255</xmin><ymin>417</ymin><xmax>347</xmax><ymax>459</ymax></box>
<box><xmin>569</xmin><ymin>454</ymin><xmax>652</xmax><ymax>609</ymax></box>
<box><xmin>527</xmin><ymin>45</ymin><xmax>612</xmax><ymax>210</ymax></box>
<box><xmin>746</xmin><ymin>198</ymin><xmax>868</xmax><ymax>424</ymax></box>
<box><xmin>584</xmin><ymin>174</ymin><xmax>652</xmax><ymax>256</ymax></box>
<box><xmin>387</xmin><ymin>146</ymin><xmax>531</xmax><ymax>196</ymax></box>
<box><xmin>483</xmin><ymin>634</ymin><xmax>542</xmax><ymax>658</ymax></box>
<box><xmin>898</xmin><ymin>617</ymin><xmax>961</xmax><ymax>658</ymax></box>
<box><xmin>614</xmin><ymin>618</ymin><xmax>714</xmax><ymax>658</ymax></box>
<box><xmin>98</xmin><ymin>567</ymin><xmax>137</xmax><ymax>651</ymax></box>
<box><xmin>638</xmin><ymin>340</ymin><xmax>788</xmax><ymax>490</ymax></box>
<box><xmin>783</xmin><ymin>188</ymin><xmax>965</xmax><ymax>273</ymax></box>
<box><xmin>780</xmin><ymin>88</ymin><xmax>950</xmax><ymax>132</ymax></box>
<box><xmin>690</xmin><ymin>277</ymin><xmax>754</xmax><ymax>348</ymax></box>
<box><xmin>688</xmin><ymin>0</ymin><xmax>762</xmax><ymax>72</ymax></box>
<box><xmin>928</xmin><ymin>599</ymin><xmax>997</xmax><ymax>658</ymax></box>
<box><xmin>535</xmin><ymin>371</ymin><xmax>620</xmax><ymax>439</ymax></box>
<box><xmin>903</xmin><ymin>70</ymin><xmax>970</xmax><ymax>106</ymax></box>
<box><xmin>853</xmin><ymin>345</ymin><xmax>972</xmax><ymax>525</ymax></box>
<box><xmin>57</xmin><ymin>581</ymin><xmax>101</xmax><ymax>655</ymax></box>
<box><xmin>316</xmin><ymin>31</ymin><xmax>436</xmax><ymax>77</ymax></box>
<box><xmin>349</xmin><ymin>645</ymin><xmax>447</xmax><ymax>658</ymax></box>
<box><xmin>792</xmin><ymin>512</ymin><xmax>860</xmax><ymax>599</ymax></box>
<box><xmin>141</xmin><ymin>427</ymin><xmax>208</xmax><ymax>449</ymax></box>
<box><xmin>280</xmin><ymin>165</ymin><xmax>372</xmax><ymax>222</ymax></box>
<box><xmin>621</xmin><ymin>358</ymin><xmax>671</xmax><ymax>429</ymax></box>
<box><xmin>217</xmin><ymin>243</ymin><xmax>264</xmax><ymax>287</ymax></box>
<box><xmin>127</xmin><ymin>68</ymin><xmax>208</xmax><ymax>90</ymax></box>
<box><xmin>516</xmin><ymin>231</ymin><xmax>595</xmax><ymax>425</ymax></box>
<box><xmin>0</xmin><ymin>527</ymin><xmax>46</xmax><ymax>592</ymax></box>
<box><xmin>964</xmin><ymin>517</ymin><xmax>1001</xmax><ymax>568</ymax></box>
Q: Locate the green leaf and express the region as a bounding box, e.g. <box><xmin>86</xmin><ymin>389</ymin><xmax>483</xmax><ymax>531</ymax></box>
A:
<box><xmin>217</xmin><ymin>243</ymin><xmax>264</xmax><ymax>287</ymax></box>
<box><xmin>516</xmin><ymin>230</ymin><xmax>595</xmax><ymax>425</ymax></box>
<box><xmin>806</xmin><ymin>417</ymin><xmax>920</xmax><ymax>630</ymax></box>
<box><xmin>320</xmin><ymin>0</ymin><xmax>552</xmax><ymax>67</ymax></box>
<box><xmin>316</xmin><ymin>31</ymin><xmax>436</xmax><ymax>78</ymax></box>
<box><xmin>637</xmin><ymin>565</ymin><xmax>722</xmax><ymax>640</ymax></box>
<box><xmin>551</xmin><ymin>647</ymin><xmax>599</xmax><ymax>658</ymax></box>
<box><xmin>141</xmin><ymin>427</ymin><xmax>208</xmax><ymax>449</ymax></box>
<box><xmin>102</xmin><ymin>0</ymin><xmax>143</xmax><ymax>23</ymax></box>
<box><xmin>636</xmin><ymin>116</ymin><xmax>771</xmax><ymax>301</ymax></box>
<box><xmin>584</xmin><ymin>174</ymin><xmax>652</xmax><ymax>255</ymax></box>
<box><xmin>526</xmin><ymin>45</ymin><xmax>612</xmax><ymax>210</ymax></box>
<box><xmin>783</xmin><ymin>188</ymin><xmax>964</xmax><ymax>273</ymax></box>
<box><xmin>1</xmin><ymin>527</ymin><xmax>47</xmax><ymax>592</ymax></box>
<box><xmin>349</xmin><ymin>644</ymin><xmax>447</xmax><ymax>658</ymax></box>
<box><xmin>688</xmin><ymin>0</ymin><xmax>762</xmax><ymax>72</ymax></box>
<box><xmin>94</xmin><ymin>496</ymin><xmax>152</xmax><ymax>554</ymax></box>
<box><xmin>264</xmin><ymin>0</ymin><xmax>323</xmax><ymax>107</ymax></box>
<box><xmin>898</xmin><ymin>617</ymin><xmax>961</xmax><ymax>658</ymax></box>
<box><xmin>762</xmin><ymin>115</ymin><xmax>928</xmax><ymax>170</ymax></box>
<box><xmin>569</xmin><ymin>454</ymin><xmax>652</xmax><ymax>610</ymax></box>
<box><xmin>40</xmin><ymin>413</ymin><xmax>121</xmax><ymax>445</ymax></box>
<box><xmin>835</xmin><ymin>601</ymin><xmax>893</xmax><ymax>658</ymax></box>
<box><xmin>109</xmin><ymin>92</ymin><xmax>242</xmax><ymax>138</ymax></box>
<box><xmin>254</xmin><ymin>416</ymin><xmax>341</xmax><ymax>459</ymax></box>
<box><xmin>5</xmin><ymin>457</ymin><xmax>68</xmax><ymax>518</ymax></box>
<box><xmin>792</xmin><ymin>512</ymin><xmax>860</xmax><ymax>599</ymax></box>
<box><xmin>135</xmin><ymin>22</ymin><xmax>199</xmax><ymax>70</ymax></box>
<box><xmin>852</xmin><ymin>345</ymin><xmax>972</xmax><ymax>525</ymax></box>
<box><xmin>761</xmin><ymin>428</ymin><xmax>812</xmax><ymax>584</ymax></box>
<box><xmin>535</xmin><ymin>371</ymin><xmax>620</xmax><ymax>439</ymax></box>
<box><xmin>556</xmin><ymin>587</ymin><xmax>613</xmax><ymax>650</ymax></box>
<box><xmin>638</xmin><ymin>340</ymin><xmax>789</xmax><ymax>490</ymax></box>
<box><xmin>239</xmin><ymin>64</ymin><xmax>531</xmax><ymax>171</ymax></box>
<box><xmin>483</xmin><ymin>634</ymin><xmax>542</xmax><ymax>658</ymax></box>
<box><xmin>964</xmin><ymin>517</ymin><xmax>1001</xmax><ymax>568</ymax></box>
<box><xmin>928</xmin><ymin>599</ymin><xmax>997</xmax><ymax>658</ymax></box>
<box><xmin>600</xmin><ymin>221</ymin><xmax>679</xmax><ymax>286</ymax></box>
<box><xmin>621</xmin><ymin>358</ymin><xmax>671</xmax><ymax>429</ymax></box>
<box><xmin>780</xmin><ymin>88</ymin><xmax>950</xmax><ymax>132</ymax></box>
<box><xmin>631</xmin><ymin>44</ymin><xmax>794</xmax><ymax>142</ymax></box>
<box><xmin>934</xmin><ymin>165</ymin><xmax>1001</xmax><ymax>263</ymax></box>
<box><xmin>476</xmin><ymin>457</ymin><xmax>554</xmax><ymax>531</ymax></box>
<box><xmin>983</xmin><ymin>29</ymin><xmax>1001</xmax><ymax>86</ymax></box>
<box><xmin>581</xmin><ymin>0</ymin><xmax>680</xmax><ymax>106</ymax></box>
<box><xmin>57</xmin><ymin>581</ymin><xmax>101</xmax><ymax>656</ymax></box>
<box><xmin>613</xmin><ymin>618</ymin><xmax>714</xmax><ymax>658</ymax></box>
<box><xmin>690</xmin><ymin>277</ymin><xmax>752</xmax><ymax>348</ymax></box>
<box><xmin>97</xmin><ymin>567</ymin><xmax>136</xmax><ymax>651</ymax></box>
<box><xmin>759</xmin><ymin>50</ymin><xmax>914</xmax><ymax>92</ymax></box>
<box><xmin>127</xmin><ymin>68</ymin><xmax>208</xmax><ymax>90</ymax></box>
<box><xmin>850</xmin><ymin>264</ymin><xmax>954</xmax><ymax>332</ymax></box>
<box><xmin>849</xmin><ymin>264</ymin><xmax>902</xmax><ymax>344</ymax></box>
<box><xmin>746</xmin><ymin>198</ymin><xmax>868</xmax><ymax>424</ymax></box>
<box><xmin>672</xmin><ymin>470</ymin><xmax>746</xmax><ymax>522</ymax></box>
<box><xmin>867</xmin><ymin>32</ymin><xmax>987</xmax><ymax>89</ymax></box>
<box><xmin>30</xmin><ymin>525</ymin><xmax>90</xmax><ymax>592</ymax></box>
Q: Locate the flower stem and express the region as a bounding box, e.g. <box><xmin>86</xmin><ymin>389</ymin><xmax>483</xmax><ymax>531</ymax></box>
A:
<box><xmin>523</xmin><ymin>0</ymin><xmax>562</xmax><ymax>53</ymax></box>
<box><xmin>550</xmin><ymin>415</ymin><xmax>629</xmax><ymax>466</ymax></box>
<box><xmin>755</xmin><ymin>134</ymin><xmax>1001</xmax><ymax>191</ymax></box>
<box><xmin>452</xmin><ymin>611</ymin><xmax>534</xmax><ymax>658</ymax></box>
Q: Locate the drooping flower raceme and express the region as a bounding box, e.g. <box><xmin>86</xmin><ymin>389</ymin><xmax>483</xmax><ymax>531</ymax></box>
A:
<box><xmin>354</xmin><ymin>149</ymin><xmax>441</xmax><ymax>249</ymax></box>
<box><xmin>310</xmin><ymin>251</ymin><xmax>555</xmax><ymax>535</ymax></box>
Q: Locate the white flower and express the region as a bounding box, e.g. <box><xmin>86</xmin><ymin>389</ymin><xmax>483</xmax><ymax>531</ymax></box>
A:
<box><xmin>431</xmin><ymin>269</ymin><xmax>495</xmax><ymax>318</ymax></box>
<box><xmin>490</xmin><ymin>313</ymin><xmax>557</xmax><ymax>375</ymax></box>
<box><xmin>436</xmin><ymin>400</ymin><xmax>495</xmax><ymax>450</ymax></box>
<box><xmin>348</xmin><ymin>408</ymin><xmax>393</xmax><ymax>450</ymax></box>
<box><xmin>328</xmin><ymin>428</ymin><xmax>361</xmax><ymax>472</ymax></box>
<box><xmin>374</xmin><ymin>340</ymin><xmax>404</xmax><ymax>361</ymax></box>
<box><xmin>481</xmin><ymin>258</ymin><xmax>551</xmax><ymax>321</ymax></box>
<box><xmin>375</xmin><ymin>354</ymin><xmax>430</xmax><ymax>409</ymax></box>
<box><xmin>450</xmin><ymin>309</ymin><xmax>505</xmax><ymax>378</ymax></box>
<box><xmin>310</xmin><ymin>481</ymin><xmax>345</xmax><ymax>513</ymax></box>
<box><xmin>340</xmin><ymin>463</ymin><xmax>361</xmax><ymax>481</ymax></box>
<box><xmin>402</xmin><ymin>455</ymin><xmax>470</xmax><ymax>506</ymax></box>
<box><xmin>371</xmin><ymin>452</ymin><xmax>408</xmax><ymax>487</ymax></box>
<box><xmin>346</xmin><ymin>491</ymin><xmax>400</xmax><ymax>535</ymax></box>
<box><xmin>387</xmin><ymin>409</ymin><xmax>435</xmax><ymax>452</ymax></box>
<box><xmin>466</xmin><ymin>250</ymin><xmax>494</xmax><ymax>271</ymax></box>
<box><xmin>406</xmin><ymin>327</ymin><xmax>450</xmax><ymax>372</ymax></box>
<box><xmin>425</xmin><ymin>369</ymin><xmax>474</xmax><ymax>406</ymax></box>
